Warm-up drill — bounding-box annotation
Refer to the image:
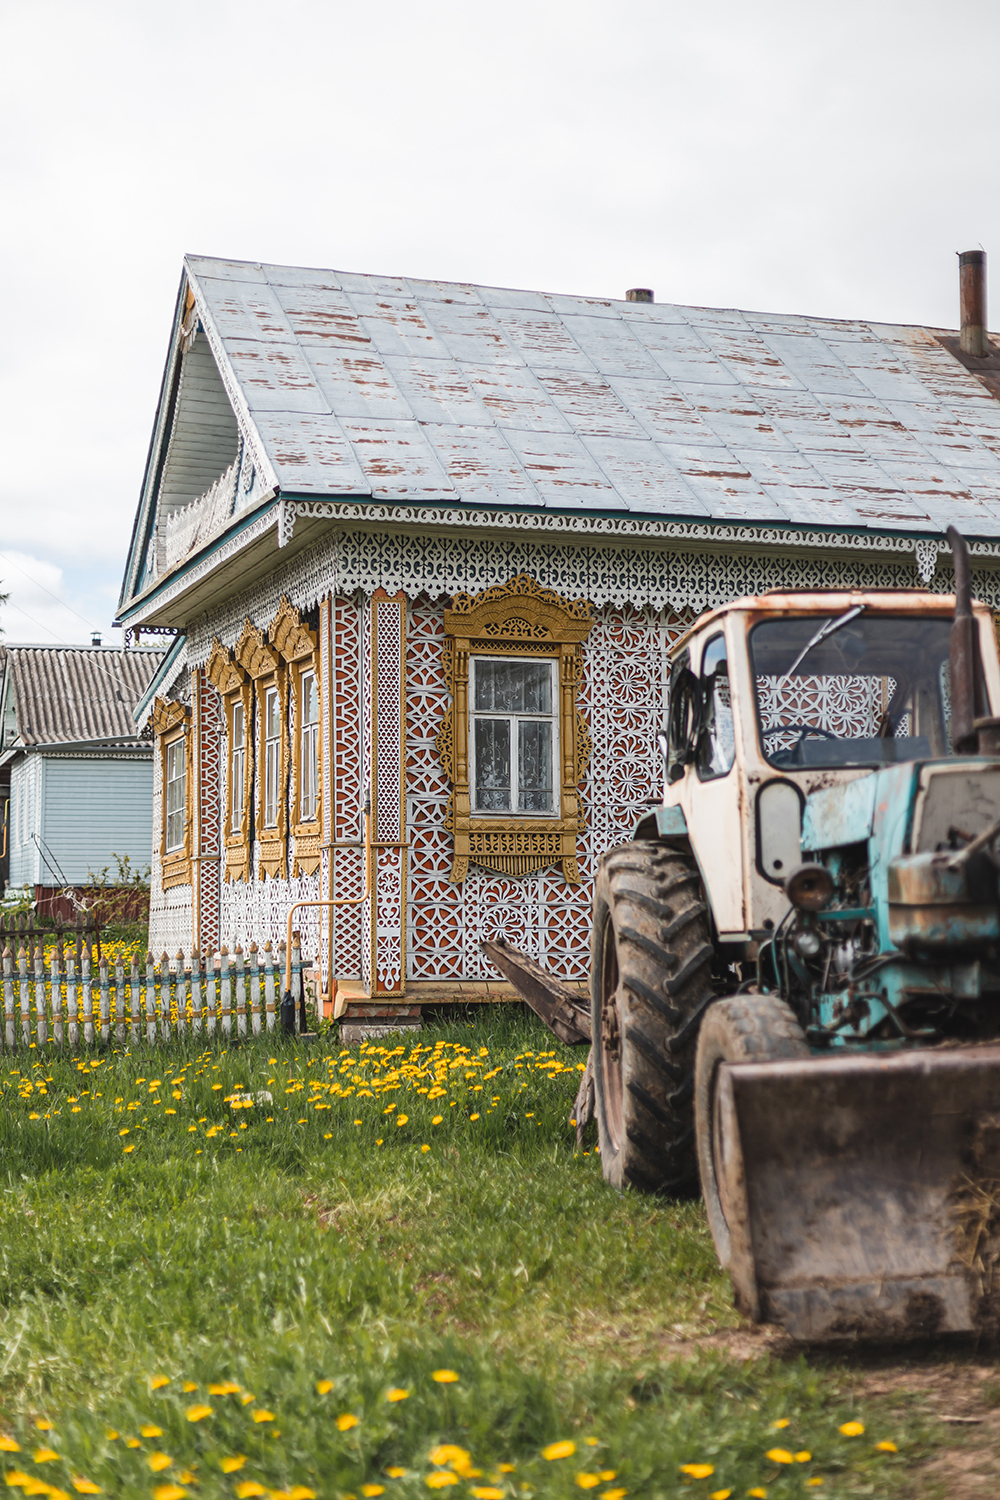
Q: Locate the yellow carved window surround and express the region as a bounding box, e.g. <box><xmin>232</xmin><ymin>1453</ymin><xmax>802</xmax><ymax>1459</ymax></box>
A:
<box><xmin>437</xmin><ymin>575</ymin><xmax>593</xmax><ymax>883</ymax></box>
<box><xmin>206</xmin><ymin>639</ymin><xmax>253</xmax><ymax>884</ymax></box>
<box><xmin>152</xmin><ymin>697</ymin><xmax>192</xmax><ymax>890</ymax></box>
<box><xmin>229</xmin><ymin>619</ymin><xmax>287</xmax><ymax>881</ymax></box>
<box><xmin>270</xmin><ymin>596</ymin><xmax>321</xmax><ymax>877</ymax></box>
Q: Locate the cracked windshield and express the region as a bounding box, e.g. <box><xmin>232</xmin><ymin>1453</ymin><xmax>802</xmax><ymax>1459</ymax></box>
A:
<box><xmin>750</xmin><ymin>613</ymin><xmax>970</xmax><ymax>769</ymax></box>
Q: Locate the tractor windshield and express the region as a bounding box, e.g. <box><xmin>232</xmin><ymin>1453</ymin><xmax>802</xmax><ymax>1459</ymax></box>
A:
<box><xmin>750</xmin><ymin>614</ymin><xmax>981</xmax><ymax>769</ymax></box>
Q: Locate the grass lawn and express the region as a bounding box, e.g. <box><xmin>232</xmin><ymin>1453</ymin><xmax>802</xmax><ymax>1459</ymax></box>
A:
<box><xmin>0</xmin><ymin>1011</ymin><xmax>976</xmax><ymax>1499</ymax></box>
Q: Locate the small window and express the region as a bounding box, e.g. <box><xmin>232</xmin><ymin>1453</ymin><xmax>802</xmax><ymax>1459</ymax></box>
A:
<box><xmin>164</xmin><ymin>737</ymin><xmax>187</xmax><ymax>852</ymax></box>
<box><xmin>299</xmin><ymin>670</ymin><xmax>319</xmax><ymax>822</ymax></box>
<box><xmin>263</xmin><ymin>685</ymin><xmax>280</xmax><ymax>829</ymax></box>
<box><xmin>696</xmin><ymin>633</ymin><xmax>736</xmax><ymax>780</ymax></box>
<box><xmin>230</xmin><ymin>701</ymin><xmax>245</xmax><ymax>833</ymax></box>
<box><xmin>470</xmin><ymin>657</ymin><xmax>557</xmax><ymax>815</ymax></box>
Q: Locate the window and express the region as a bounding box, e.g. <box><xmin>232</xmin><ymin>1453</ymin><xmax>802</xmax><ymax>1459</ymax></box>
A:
<box><xmin>230</xmin><ymin>701</ymin><xmax>245</xmax><ymax>834</ymax></box>
<box><xmin>696</xmin><ymin>633</ymin><xmax>736</xmax><ymax>780</ymax></box>
<box><xmin>438</xmin><ymin>575</ymin><xmax>594</xmax><ymax>884</ymax></box>
<box><xmin>299</xmin><ymin>670</ymin><xmax>319</xmax><ymax>823</ymax></box>
<box><xmin>165</xmin><ymin>737</ymin><xmax>187</xmax><ymax>851</ymax></box>
<box><xmin>263</xmin><ymin>684</ymin><xmax>281</xmax><ymax>828</ymax></box>
<box><xmin>471</xmin><ymin>658</ymin><xmax>557</xmax><ymax>814</ymax></box>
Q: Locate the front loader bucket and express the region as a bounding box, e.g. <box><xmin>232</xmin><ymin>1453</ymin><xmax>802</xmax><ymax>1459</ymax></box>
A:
<box><xmin>716</xmin><ymin>1045</ymin><xmax>1000</xmax><ymax>1340</ymax></box>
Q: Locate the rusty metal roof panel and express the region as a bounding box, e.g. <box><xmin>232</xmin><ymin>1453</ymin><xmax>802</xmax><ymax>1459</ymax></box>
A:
<box><xmin>178</xmin><ymin>255</ymin><xmax>1000</xmax><ymax>534</ymax></box>
<box><xmin>2</xmin><ymin>647</ymin><xmax>166</xmax><ymax>747</ymax></box>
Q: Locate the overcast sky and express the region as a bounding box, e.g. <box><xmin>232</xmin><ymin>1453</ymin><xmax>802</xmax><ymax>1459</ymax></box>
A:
<box><xmin>2</xmin><ymin>0</ymin><xmax>999</xmax><ymax>646</ymax></box>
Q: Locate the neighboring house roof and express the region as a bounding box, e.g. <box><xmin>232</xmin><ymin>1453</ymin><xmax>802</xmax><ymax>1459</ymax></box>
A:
<box><xmin>0</xmin><ymin>646</ymin><xmax>166</xmax><ymax>750</ymax></box>
<box><xmin>119</xmin><ymin>253</ymin><xmax>1000</xmax><ymax>618</ymax></box>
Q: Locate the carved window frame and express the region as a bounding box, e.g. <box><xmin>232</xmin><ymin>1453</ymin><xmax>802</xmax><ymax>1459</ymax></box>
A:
<box><xmin>206</xmin><ymin>639</ymin><xmax>253</xmax><ymax>884</ymax></box>
<box><xmin>269</xmin><ymin>596</ymin><xmax>321</xmax><ymax>878</ymax></box>
<box><xmin>231</xmin><ymin>619</ymin><xmax>287</xmax><ymax>881</ymax></box>
<box><xmin>437</xmin><ymin>575</ymin><xmax>593</xmax><ymax>883</ymax></box>
<box><xmin>153</xmin><ymin>697</ymin><xmax>192</xmax><ymax>890</ymax></box>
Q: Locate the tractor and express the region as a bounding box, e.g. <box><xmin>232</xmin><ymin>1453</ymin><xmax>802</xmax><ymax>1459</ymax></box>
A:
<box><xmin>488</xmin><ymin>526</ymin><xmax>1000</xmax><ymax>1339</ymax></box>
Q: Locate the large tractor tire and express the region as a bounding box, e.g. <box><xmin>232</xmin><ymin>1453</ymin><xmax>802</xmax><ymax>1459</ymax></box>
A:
<box><xmin>694</xmin><ymin>995</ymin><xmax>809</xmax><ymax>1268</ymax></box>
<box><xmin>591</xmin><ymin>840</ymin><xmax>715</xmax><ymax>1193</ymax></box>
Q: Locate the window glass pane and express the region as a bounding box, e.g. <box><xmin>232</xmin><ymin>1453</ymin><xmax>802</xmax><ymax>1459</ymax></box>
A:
<box><xmin>165</xmin><ymin>738</ymin><xmax>186</xmax><ymax>852</ymax></box>
<box><xmin>475</xmin><ymin>660</ymin><xmax>552</xmax><ymax>713</ymax></box>
<box><xmin>474</xmin><ymin>718</ymin><xmax>511</xmax><ymax>810</ymax></box>
<box><xmin>232</xmin><ymin>701</ymin><xmax>244</xmax><ymax>750</ymax></box>
<box><xmin>696</xmin><ymin>633</ymin><xmax>736</xmax><ymax>779</ymax></box>
<box><xmin>301</xmin><ymin>674</ymin><xmax>318</xmax><ymax>821</ymax></box>
<box><xmin>264</xmin><ymin>687</ymin><xmax>280</xmax><ymax>828</ymax></box>
<box><xmin>302</xmin><ymin>673</ymin><xmax>318</xmax><ymax>727</ymax></box>
<box><xmin>230</xmin><ymin>703</ymin><xmax>244</xmax><ymax>833</ymax></box>
<box><xmin>518</xmin><ymin>720</ymin><xmax>553</xmax><ymax>811</ymax></box>
<box><xmin>266</xmin><ymin>686</ymin><xmax>280</xmax><ymax>740</ymax></box>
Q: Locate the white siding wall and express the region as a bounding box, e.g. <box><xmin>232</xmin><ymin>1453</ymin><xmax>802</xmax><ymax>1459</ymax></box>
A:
<box><xmin>39</xmin><ymin>756</ymin><xmax>154</xmax><ymax>885</ymax></box>
<box><xmin>9</xmin><ymin>756</ymin><xmax>42</xmax><ymax>887</ymax></box>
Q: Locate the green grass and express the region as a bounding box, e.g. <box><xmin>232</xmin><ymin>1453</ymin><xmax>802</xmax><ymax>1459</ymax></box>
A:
<box><xmin>0</xmin><ymin>1012</ymin><xmax>952</xmax><ymax>1498</ymax></box>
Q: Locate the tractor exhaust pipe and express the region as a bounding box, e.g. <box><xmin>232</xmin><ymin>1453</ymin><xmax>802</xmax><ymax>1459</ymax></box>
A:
<box><xmin>948</xmin><ymin>525</ymin><xmax>976</xmax><ymax>751</ymax></box>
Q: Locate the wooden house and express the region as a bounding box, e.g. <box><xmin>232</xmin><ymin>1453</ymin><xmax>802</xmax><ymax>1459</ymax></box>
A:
<box><xmin>0</xmin><ymin>643</ymin><xmax>165</xmax><ymax>914</ymax></box>
<box><xmin>116</xmin><ymin>253</ymin><xmax>1000</xmax><ymax>1027</ymax></box>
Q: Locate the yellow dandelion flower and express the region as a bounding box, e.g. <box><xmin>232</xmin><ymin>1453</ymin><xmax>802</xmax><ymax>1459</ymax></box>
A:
<box><xmin>251</xmin><ymin>1410</ymin><xmax>274</xmax><ymax>1423</ymax></box>
<box><xmin>469</xmin><ymin>1114</ymin><xmax>480</xmax><ymax>1121</ymax></box>
<box><xmin>428</xmin><ymin>1446</ymin><xmax>468</xmax><ymax>1468</ymax></box>
<box><xmin>178</xmin><ymin>1475</ymin><xmax>197</xmax><ymax>1487</ymax></box>
<box><xmin>598</xmin><ymin>1474</ymin><xmax>615</xmax><ymax>1483</ymax></box>
<box><xmin>103</xmin><ymin>1432</ymin><xmax>118</xmax><ymax>1442</ymax></box>
<box><xmin>794</xmin><ymin>1452</ymin><xmax>811</xmax><ymax>1463</ymax></box>
<box><xmin>385</xmin><ymin>1468</ymin><xmax>407</xmax><ymax>1478</ymax></box>
<box><xmin>432</xmin><ymin>1116</ymin><xmax>443</xmax><ymax>1125</ymax></box>
<box><xmin>239</xmin><ymin>1393</ymin><xmax>255</xmax><ymax>1405</ymax></box>
<box><xmin>806</xmin><ymin>1482</ymin><xmax>825</xmax><ymax>1489</ymax></box>
<box><xmin>770</xmin><ymin>1419</ymin><xmax>789</xmax><ymax>1430</ymax></box>
<box><xmin>471</xmin><ymin>1491</ymin><xmax>503</xmax><ymax>1500</ymax></box>
<box><xmin>747</xmin><ymin>1491</ymin><xmax>767</xmax><ymax>1499</ymax></box>
<box><xmin>148</xmin><ymin>1453</ymin><xmax>173</xmax><ymax>1472</ymax></box>
<box><xmin>153</xmin><ymin>1487</ymin><xmax>187</xmax><ymax>1500</ymax></box>
<box><xmin>34</xmin><ymin>1448</ymin><xmax>60</xmax><ymax>1462</ymax></box>
<box><xmin>150</xmin><ymin>1376</ymin><xmax>170</xmax><ymax>1389</ymax></box>
<box><xmin>220</xmin><ymin>1456</ymin><xmax>246</xmax><ymax>1472</ymax></box>
<box><xmin>711</xmin><ymin>1492</ymin><xmax>732</xmax><ymax>1500</ymax></box>
<box><xmin>125</xmin><ymin>1439</ymin><xmax>141</xmax><ymax>1449</ymax></box>
<box><xmin>765</xmin><ymin>1449</ymin><xmax>793</xmax><ymax>1464</ymax></box>
<box><xmin>421</xmin><ymin>1144</ymin><xmax>430</xmax><ymax>1152</ymax></box>
<box><xmin>425</xmin><ymin>1477</ymin><xmax>458</xmax><ymax>1490</ymax></box>
<box><xmin>583</xmin><ymin>1439</ymin><xmax>599</xmax><ymax>1448</ymax></box>
<box><xmin>431</xmin><ymin>1370</ymin><xmax>459</xmax><ymax>1384</ymax></box>
<box><xmin>576</xmin><ymin>1477</ymin><xmax>600</xmax><ymax>1490</ymax></box>
<box><xmin>182</xmin><ymin>1382</ymin><xmax>197</xmax><ymax>1394</ymax></box>
<box><xmin>185</xmin><ymin>1404</ymin><xmax>213</xmax><ymax>1422</ymax></box>
<box><xmin>288</xmin><ymin>1488</ymin><xmax>316</xmax><ymax>1499</ymax></box>
<box><xmin>123</xmin><ymin>1144</ymin><xmax>134</xmax><ymax>1153</ymax></box>
<box><xmin>208</xmin><ymin>1382</ymin><xmax>241</xmax><ymax>1396</ymax></box>
<box><xmin>235</xmin><ymin>1485</ymin><xmax>267</xmax><ymax>1499</ymax></box>
<box><xmin>35</xmin><ymin>1421</ymin><xmax>53</xmax><ymax>1432</ymax></box>
<box><xmin>600</xmin><ymin>1490</ymin><xmax>627</xmax><ymax>1500</ymax></box>
<box><xmin>839</xmin><ymin>1422</ymin><xmax>864</xmax><ymax>1437</ymax></box>
<box><xmin>386</xmin><ymin>1389</ymin><xmax>409</xmax><ymax>1402</ymax></box>
<box><xmin>0</xmin><ymin>1438</ymin><xmax>19</xmax><ymax>1452</ymax></box>
<box><xmin>72</xmin><ymin>1481</ymin><xmax>102</xmax><ymax>1494</ymax></box>
<box><xmin>336</xmin><ymin>1414</ymin><xmax>359</xmax><ymax>1432</ymax></box>
<box><xmin>361</xmin><ymin>1488</ymin><xmax>385</xmax><ymax>1497</ymax></box>
<box><xmin>543</xmin><ymin>1442</ymin><xmax>576</xmax><ymax>1461</ymax></box>
<box><xmin>396</xmin><ymin>1115</ymin><xmax>408</xmax><ymax>1126</ymax></box>
<box><xmin>875</xmin><ymin>1440</ymin><xmax>898</xmax><ymax>1453</ymax></box>
<box><xmin>679</xmin><ymin>1466</ymin><xmax>714</xmax><ymax>1479</ymax></box>
<box><xmin>316</xmin><ymin>1380</ymin><xmax>333</xmax><ymax>1395</ymax></box>
<box><xmin>140</xmin><ymin>1425</ymin><xmax>163</xmax><ymax>1438</ymax></box>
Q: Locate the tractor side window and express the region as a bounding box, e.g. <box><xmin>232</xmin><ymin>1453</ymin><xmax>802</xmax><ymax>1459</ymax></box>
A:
<box><xmin>696</xmin><ymin>633</ymin><xmax>736</xmax><ymax>780</ymax></box>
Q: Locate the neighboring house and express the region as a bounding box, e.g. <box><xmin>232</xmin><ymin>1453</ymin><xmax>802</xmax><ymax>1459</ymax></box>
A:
<box><xmin>0</xmin><ymin>643</ymin><xmax>166</xmax><ymax>914</ymax></box>
<box><xmin>116</xmin><ymin>252</ymin><xmax>1000</xmax><ymax>1021</ymax></box>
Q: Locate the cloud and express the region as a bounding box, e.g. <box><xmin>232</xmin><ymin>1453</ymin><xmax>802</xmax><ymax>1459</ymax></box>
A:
<box><xmin>0</xmin><ymin>552</ymin><xmax>117</xmax><ymax>647</ymax></box>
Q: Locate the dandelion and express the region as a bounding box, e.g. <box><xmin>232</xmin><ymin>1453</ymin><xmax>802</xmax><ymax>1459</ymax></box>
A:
<box><xmin>221</xmin><ymin>1457</ymin><xmax>247</xmax><ymax>1472</ymax></box>
<box><xmin>251</xmin><ymin>1410</ymin><xmax>274</xmax><ymax>1423</ymax></box>
<box><xmin>0</xmin><ymin>1438</ymin><xmax>19</xmax><ymax>1452</ymax></box>
<box><xmin>469</xmin><ymin>1114</ymin><xmax>480</xmax><ymax>1121</ymax></box>
<box><xmin>471</xmin><ymin>1491</ymin><xmax>503</xmax><ymax>1499</ymax></box>
<box><xmin>386</xmin><ymin>1389</ymin><xmax>409</xmax><ymax>1402</ymax></box>
<box><xmin>679</xmin><ymin>1465</ymin><xmax>714</xmax><ymax>1479</ymax></box>
<box><xmin>316</xmin><ymin>1380</ymin><xmax>333</xmax><ymax>1395</ymax></box>
<box><xmin>747</xmin><ymin>1491</ymin><xmax>767</xmax><ymax>1499</ymax></box>
<box><xmin>794</xmin><ymin>1452</ymin><xmax>811</xmax><ymax>1463</ymax></box>
<box><xmin>576</xmin><ymin>1477</ymin><xmax>600</xmax><ymax>1489</ymax></box>
<box><xmin>875</xmin><ymin>1440</ymin><xmax>898</xmax><ymax>1453</ymax></box>
<box><xmin>104</xmin><ymin>1432</ymin><xmax>118</xmax><ymax>1442</ymax></box>
<box><xmin>421</xmin><ymin>1144</ymin><xmax>430</xmax><ymax>1152</ymax></box>
<box><xmin>583</xmin><ymin>1439</ymin><xmax>599</xmax><ymax>1448</ymax></box>
<box><xmin>385</xmin><ymin>1468</ymin><xmax>407</xmax><ymax>1478</ymax></box>
<box><xmin>336</xmin><ymin>1414</ymin><xmax>359</xmax><ymax>1431</ymax></box>
<box><xmin>710</xmin><ymin>1493</ymin><xmax>731</xmax><ymax>1500</ymax></box>
<box><xmin>543</xmin><ymin>1441</ymin><xmax>576</xmax><ymax>1461</ymax></box>
<box><xmin>124</xmin><ymin>1144</ymin><xmax>135</xmax><ymax>1153</ymax></box>
<box><xmin>598</xmin><ymin>1474</ymin><xmax>615</xmax><ymax>1483</ymax></box>
<box><xmin>153</xmin><ymin>1487</ymin><xmax>187</xmax><ymax>1500</ymax></box>
<box><xmin>126</xmin><ymin>1439</ymin><xmax>141</xmax><ymax>1449</ymax></box>
<box><xmin>770</xmin><ymin>1419</ymin><xmax>789</xmax><ymax>1429</ymax></box>
<box><xmin>235</xmin><ymin>1486</ymin><xmax>267</xmax><ymax>1499</ymax></box>
<box><xmin>432</xmin><ymin>1116</ymin><xmax>443</xmax><ymax>1125</ymax></box>
<box><xmin>240</xmin><ymin>1393</ymin><xmax>255</xmax><ymax>1405</ymax></box>
<box><xmin>425</xmin><ymin>1477</ymin><xmax>458</xmax><ymax>1490</ymax></box>
<box><xmin>839</xmin><ymin>1422</ymin><xmax>864</xmax><ymax>1437</ymax></box>
<box><xmin>151</xmin><ymin>1375</ymin><xmax>169</xmax><ymax>1389</ymax></box>
<box><xmin>431</xmin><ymin>1370</ymin><xmax>459</xmax><ymax>1384</ymax></box>
<box><xmin>361</xmin><ymin>1487</ymin><xmax>385</xmax><ymax>1497</ymax></box>
<box><xmin>182</xmin><ymin>1382</ymin><xmax>197</xmax><ymax>1393</ymax></box>
<box><xmin>148</xmin><ymin>1453</ymin><xmax>173</xmax><ymax>1471</ymax></box>
<box><xmin>141</xmin><ymin>1425</ymin><xmax>163</xmax><ymax>1438</ymax></box>
<box><xmin>806</xmin><ymin>1482</ymin><xmax>825</xmax><ymax>1489</ymax></box>
<box><xmin>35</xmin><ymin>1420</ymin><xmax>53</xmax><ymax>1431</ymax></box>
<box><xmin>601</xmin><ymin>1490</ymin><xmax>627</xmax><ymax>1500</ymax></box>
<box><xmin>72</xmin><ymin>1481</ymin><xmax>102</xmax><ymax>1494</ymax></box>
<box><xmin>185</xmin><ymin>1404</ymin><xmax>213</xmax><ymax>1422</ymax></box>
<box><xmin>396</xmin><ymin>1115</ymin><xmax>408</xmax><ymax>1126</ymax></box>
<box><xmin>34</xmin><ymin>1448</ymin><xmax>60</xmax><ymax>1462</ymax></box>
<box><xmin>764</xmin><ymin>1449</ymin><xmax>793</xmax><ymax>1465</ymax></box>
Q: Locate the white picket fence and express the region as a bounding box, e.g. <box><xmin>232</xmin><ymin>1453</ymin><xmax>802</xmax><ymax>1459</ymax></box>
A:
<box><xmin>1</xmin><ymin>938</ymin><xmax>309</xmax><ymax>1049</ymax></box>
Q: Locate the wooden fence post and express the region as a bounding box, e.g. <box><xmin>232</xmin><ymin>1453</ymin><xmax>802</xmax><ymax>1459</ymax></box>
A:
<box><xmin>220</xmin><ymin>948</ymin><xmax>231</xmax><ymax>1037</ymax></box>
<box><xmin>51</xmin><ymin>942</ymin><xmax>64</xmax><ymax>1049</ymax></box>
<box><xmin>145</xmin><ymin>952</ymin><xmax>156</xmax><ymax>1045</ymax></box>
<box><xmin>206</xmin><ymin>951</ymin><xmax>217</xmax><ymax>1039</ymax></box>
<box><xmin>33</xmin><ymin>945</ymin><xmax>46</xmax><ymax>1048</ymax></box>
<box><xmin>3</xmin><ymin>947</ymin><xmax>14</xmax><ymax>1050</ymax></box>
<box><xmin>264</xmin><ymin>943</ymin><xmax>276</xmax><ymax>1032</ymax></box>
<box><xmin>249</xmin><ymin>944</ymin><xmax>261</xmax><ymax>1036</ymax></box>
<box><xmin>19</xmin><ymin>946</ymin><xmax>31</xmax><ymax>1048</ymax></box>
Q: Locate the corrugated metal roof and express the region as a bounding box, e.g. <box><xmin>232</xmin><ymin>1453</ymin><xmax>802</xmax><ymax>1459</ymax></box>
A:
<box><xmin>182</xmin><ymin>255</ymin><xmax>1000</xmax><ymax>537</ymax></box>
<box><xmin>1</xmin><ymin>647</ymin><xmax>166</xmax><ymax>747</ymax></box>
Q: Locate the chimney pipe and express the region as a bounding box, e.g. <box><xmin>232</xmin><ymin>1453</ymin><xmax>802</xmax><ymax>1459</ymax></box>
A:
<box><xmin>90</xmin><ymin>631</ymin><xmax>102</xmax><ymax>648</ymax></box>
<box><xmin>959</xmin><ymin>250</ymin><xmax>987</xmax><ymax>357</ymax></box>
<box><xmin>626</xmin><ymin>288</ymin><xmax>654</xmax><ymax>303</ymax></box>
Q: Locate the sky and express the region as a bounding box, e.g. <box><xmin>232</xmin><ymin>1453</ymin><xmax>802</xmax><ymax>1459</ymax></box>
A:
<box><xmin>2</xmin><ymin>0</ymin><xmax>1000</xmax><ymax>646</ymax></box>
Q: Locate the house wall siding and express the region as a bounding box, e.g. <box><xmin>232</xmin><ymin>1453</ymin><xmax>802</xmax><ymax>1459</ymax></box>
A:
<box><xmin>40</xmin><ymin>757</ymin><xmax>154</xmax><ymax>885</ymax></box>
<box><xmin>9</xmin><ymin>756</ymin><xmax>42</xmax><ymax>887</ymax></box>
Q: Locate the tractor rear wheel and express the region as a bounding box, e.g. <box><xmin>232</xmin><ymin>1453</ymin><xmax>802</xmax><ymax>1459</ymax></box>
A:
<box><xmin>694</xmin><ymin>995</ymin><xmax>809</xmax><ymax>1268</ymax></box>
<box><xmin>591</xmin><ymin>840</ymin><xmax>715</xmax><ymax>1193</ymax></box>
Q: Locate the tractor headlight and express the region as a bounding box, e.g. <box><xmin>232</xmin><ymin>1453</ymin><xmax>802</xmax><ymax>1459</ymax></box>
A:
<box><xmin>793</xmin><ymin>926</ymin><xmax>823</xmax><ymax>959</ymax></box>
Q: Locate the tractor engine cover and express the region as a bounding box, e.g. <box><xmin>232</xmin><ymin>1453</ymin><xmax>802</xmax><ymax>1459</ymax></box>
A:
<box><xmin>887</xmin><ymin>850</ymin><xmax>1000</xmax><ymax>951</ymax></box>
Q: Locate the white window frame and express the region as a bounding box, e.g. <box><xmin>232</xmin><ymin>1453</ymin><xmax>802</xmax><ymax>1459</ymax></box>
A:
<box><xmin>299</xmin><ymin>669</ymin><xmax>319</xmax><ymax>823</ymax></box>
<box><xmin>230</xmin><ymin>700</ymin><xmax>245</xmax><ymax>834</ymax></box>
<box><xmin>164</xmin><ymin>736</ymin><xmax>187</xmax><ymax>853</ymax></box>
<box><xmin>263</xmin><ymin>684</ymin><xmax>280</xmax><ymax>829</ymax></box>
<box><xmin>469</xmin><ymin>655</ymin><xmax>559</xmax><ymax>818</ymax></box>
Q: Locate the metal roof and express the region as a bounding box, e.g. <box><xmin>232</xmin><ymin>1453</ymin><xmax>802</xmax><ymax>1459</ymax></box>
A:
<box><xmin>0</xmin><ymin>646</ymin><xmax>167</xmax><ymax>748</ymax></box>
<box><xmin>182</xmin><ymin>255</ymin><xmax>1000</xmax><ymax>535</ymax></box>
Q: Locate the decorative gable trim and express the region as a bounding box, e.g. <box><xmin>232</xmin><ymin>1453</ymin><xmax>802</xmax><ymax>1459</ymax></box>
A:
<box><xmin>269</xmin><ymin>595</ymin><xmax>318</xmax><ymax>664</ymax></box>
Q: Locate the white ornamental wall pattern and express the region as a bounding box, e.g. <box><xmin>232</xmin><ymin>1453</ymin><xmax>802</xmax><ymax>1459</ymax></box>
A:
<box><xmin>404</xmin><ymin>598</ymin><xmax>693</xmax><ymax>983</ymax></box>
